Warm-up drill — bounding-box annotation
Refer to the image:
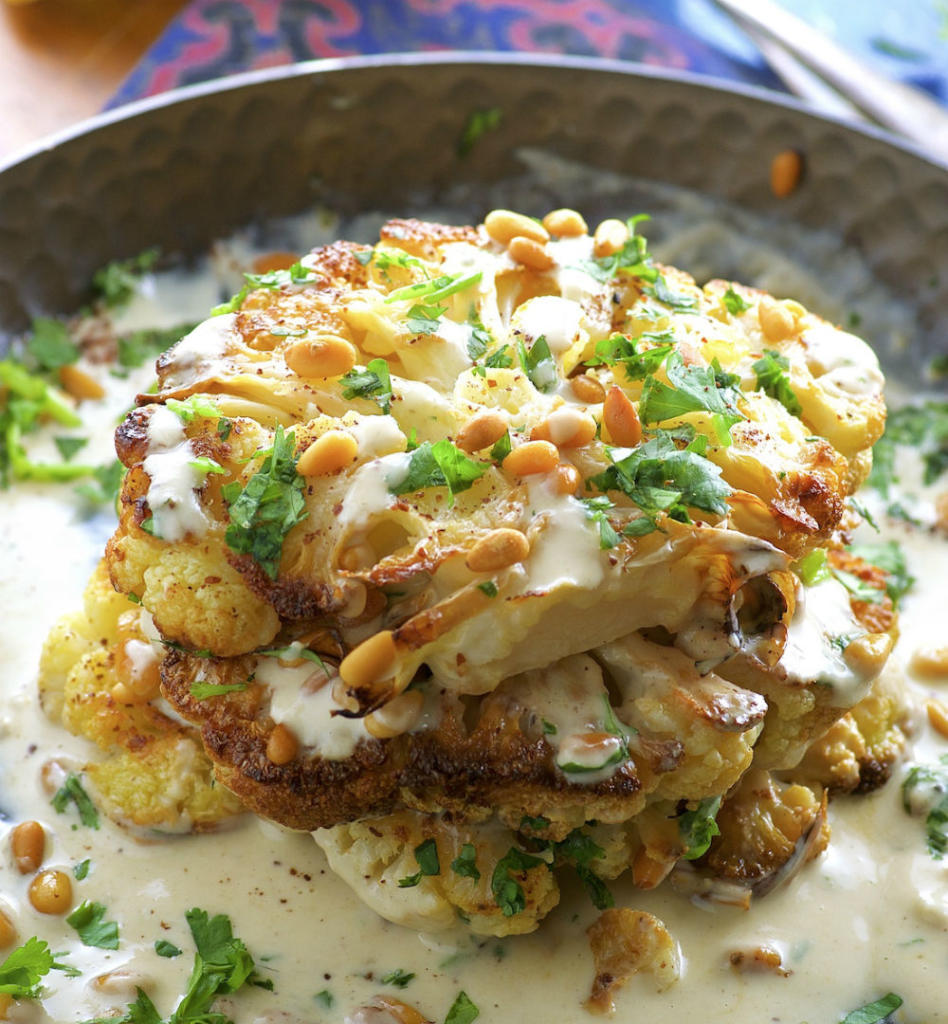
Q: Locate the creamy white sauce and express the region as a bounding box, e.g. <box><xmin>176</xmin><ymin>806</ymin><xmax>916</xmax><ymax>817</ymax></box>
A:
<box><xmin>548</xmin><ymin>236</ymin><xmax>603</xmax><ymax>304</ymax></box>
<box><xmin>513</xmin><ymin>296</ymin><xmax>583</xmax><ymax>354</ymax></box>
<box><xmin>337</xmin><ymin>454</ymin><xmax>410</xmax><ymax>530</ymax></box>
<box><xmin>141</xmin><ymin>406</ymin><xmax>210</xmax><ymax>542</ymax></box>
<box><xmin>345</xmin><ymin>416</ymin><xmax>406</xmax><ymax>460</ymax></box>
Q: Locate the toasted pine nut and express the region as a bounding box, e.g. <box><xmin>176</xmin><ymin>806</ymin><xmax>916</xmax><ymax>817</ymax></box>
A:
<box><xmin>266</xmin><ymin>724</ymin><xmax>299</xmax><ymax>766</ymax></box>
<box><xmin>770</xmin><ymin>149</ymin><xmax>804</xmax><ymax>198</ymax></box>
<box><xmin>758</xmin><ymin>296</ymin><xmax>795</xmax><ymax>342</ymax></box>
<box><xmin>632</xmin><ymin>846</ymin><xmax>671</xmax><ymax>890</ymax></box>
<box><xmin>552</xmin><ymin>463</ymin><xmax>581</xmax><ymax>496</ymax></box>
<box><xmin>531</xmin><ymin>408</ymin><xmax>597</xmax><ymax>448</ymax></box>
<box><xmin>284</xmin><ymin>336</ymin><xmax>357</xmax><ymax>378</ymax></box>
<box><xmin>252</xmin><ymin>250</ymin><xmax>299</xmax><ymax>274</ymax></box>
<box><xmin>297</xmin><ymin>430</ymin><xmax>359</xmax><ymax>477</ymax></box>
<box><xmin>0</xmin><ymin>993</ymin><xmax>13</xmax><ymax>1018</ymax></box>
<box><xmin>58</xmin><ymin>364</ymin><xmax>105</xmax><ymax>401</ymax></box>
<box><xmin>593</xmin><ymin>218</ymin><xmax>629</xmax><ymax>258</ymax></box>
<box><xmin>365</xmin><ymin>690</ymin><xmax>425</xmax><ymax>740</ymax></box>
<box><xmin>603</xmin><ymin>386</ymin><xmax>641</xmax><ymax>447</ymax></box>
<box><xmin>340</xmin><ymin>630</ymin><xmax>397</xmax><ymax>692</ymax></box>
<box><xmin>542</xmin><ymin>208</ymin><xmax>588</xmax><ymax>237</ymax></box>
<box><xmin>11</xmin><ymin>821</ymin><xmax>44</xmax><ymax>875</ymax></box>
<box><xmin>910</xmin><ymin>646</ymin><xmax>948</xmax><ymax>680</ymax></box>
<box><xmin>366</xmin><ymin>996</ymin><xmax>430</xmax><ymax>1024</ymax></box>
<box><xmin>40</xmin><ymin>759</ymin><xmax>69</xmax><ymax>797</ymax></box>
<box><xmin>456</xmin><ymin>411</ymin><xmax>507</xmax><ymax>453</ymax></box>
<box><xmin>927</xmin><ymin>699</ymin><xmax>948</xmax><ymax>739</ymax></box>
<box><xmin>92</xmin><ymin>967</ymin><xmax>154</xmax><ymax>996</ymax></box>
<box><xmin>508</xmin><ymin>236</ymin><xmax>555</xmax><ymax>271</ymax></box>
<box><xmin>570</xmin><ymin>374</ymin><xmax>606</xmax><ymax>404</ymax></box>
<box><xmin>28</xmin><ymin>869</ymin><xmax>72</xmax><ymax>915</ymax></box>
<box><xmin>502</xmin><ymin>440</ymin><xmax>559</xmax><ymax>477</ymax></box>
<box><xmin>466</xmin><ymin>528</ymin><xmax>530</xmax><ymax>573</ymax></box>
<box><xmin>484</xmin><ymin>209</ymin><xmax>549</xmax><ymax>246</ymax></box>
<box><xmin>0</xmin><ymin>909</ymin><xmax>16</xmax><ymax>950</ymax></box>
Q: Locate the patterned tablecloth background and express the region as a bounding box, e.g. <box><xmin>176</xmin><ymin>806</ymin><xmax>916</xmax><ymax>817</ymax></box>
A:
<box><xmin>108</xmin><ymin>0</ymin><xmax>948</xmax><ymax>112</ymax></box>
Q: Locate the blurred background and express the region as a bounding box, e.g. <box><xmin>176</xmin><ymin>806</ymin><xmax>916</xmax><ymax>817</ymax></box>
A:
<box><xmin>1</xmin><ymin>0</ymin><xmax>947</xmax><ymax>162</ymax></box>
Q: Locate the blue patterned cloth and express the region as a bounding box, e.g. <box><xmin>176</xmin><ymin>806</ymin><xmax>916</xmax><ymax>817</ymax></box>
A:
<box><xmin>108</xmin><ymin>0</ymin><xmax>948</xmax><ymax>110</ymax></box>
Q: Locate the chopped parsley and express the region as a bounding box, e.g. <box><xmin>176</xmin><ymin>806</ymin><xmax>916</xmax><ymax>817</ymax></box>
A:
<box><xmin>154</xmin><ymin>940</ymin><xmax>182</xmax><ymax>958</ymax></box>
<box><xmin>753</xmin><ymin>348</ymin><xmax>802</xmax><ymax>416</ymax></box>
<box><xmin>831</xmin><ymin>566</ymin><xmax>884</xmax><ymax>605</ymax></box>
<box><xmin>466</xmin><ymin>309</ymin><xmax>492</xmax><ymax>361</ymax></box>
<box><xmin>794</xmin><ymin>548</ymin><xmax>887</xmax><ymax>605</ymax></box>
<box><xmin>722</xmin><ymin>286</ymin><xmax>752</xmax><ymax>315</ymax></box>
<box><xmin>51</xmin><ymin>772</ymin><xmax>99</xmax><ymax>829</ymax></box>
<box><xmin>585</xmin><ymin>331</ymin><xmax>674</xmax><ymax>381</ymax></box>
<box><xmin>391</xmin><ymin>439</ymin><xmax>487</xmax><ymax>499</ymax></box>
<box><xmin>839</xmin><ymin>993</ymin><xmax>903</xmax><ymax>1024</ymax></box>
<box><xmin>587</xmin><ymin>427</ymin><xmax>732</xmax><ymax>533</ymax></box>
<box><xmin>66</xmin><ymin>900</ymin><xmax>119</xmax><ymax>950</ymax></box>
<box><xmin>92</xmin><ymin>248</ymin><xmax>160</xmax><ymax>308</ymax></box>
<box><xmin>517</xmin><ymin>335</ymin><xmax>557</xmax><ymax>393</ymax></box>
<box><xmin>398</xmin><ymin>838</ymin><xmax>442</xmax><ymax>888</ymax></box>
<box><xmin>27</xmin><ymin>317</ymin><xmax>79</xmax><ymax>371</ymax></box>
<box><xmin>356</xmin><ymin>247</ymin><xmax>428</xmax><ymax>276</ymax></box>
<box><xmin>450</xmin><ymin>843</ymin><xmax>481</xmax><ymax>881</ymax></box>
<box><xmin>644</xmin><ymin>274</ymin><xmax>699</xmax><ymax>313</ymax></box>
<box><xmin>0</xmin><ymin>937</ymin><xmax>71</xmax><ymax>1000</ymax></box>
<box><xmin>553</xmin><ymin>830</ymin><xmax>614</xmax><ymax>910</ymax></box>
<box><xmin>211</xmin><ymin>261</ymin><xmax>315</xmax><ymax>316</ymax></box>
<box><xmin>256</xmin><ymin>644</ymin><xmax>326</xmax><ymax>670</ymax></box>
<box><xmin>639</xmin><ymin>352</ymin><xmax>744</xmax><ymax>444</ymax></box>
<box><xmin>490</xmin><ymin>847</ymin><xmax>547</xmax><ymax>916</ymax></box>
<box><xmin>74</xmin><ymin>460</ymin><xmax>125</xmax><ymax>507</ymax></box>
<box><xmin>848</xmin><ymin>541</ymin><xmax>914</xmax><ymax>606</ymax></box>
<box><xmin>868</xmin><ymin>400</ymin><xmax>948</xmax><ymax>498</ymax></box>
<box><xmin>488</xmin><ymin>430</ymin><xmax>512</xmax><ymax>465</ymax></box>
<box><xmin>405</xmin><ymin>302</ymin><xmax>447</xmax><ymax>336</ymax></box>
<box><xmin>314</xmin><ymin>989</ymin><xmax>335</xmax><ymax>1009</ymax></box>
<box><xmin>902</xmin><ymin>755</ymin><xmax>948</xmax><ymax>859</ymax></box>
<box><xmin>458</xmin><ymin>106</ymin><xmax>502</xmax><ymax>156</ymax></box>
<box><xmin>444</xmin><ymin>991</ymin><xmax>480</xmax><ymax>1024</ymax></box>
<box><xmin>579</xmin><ymin>495</ymin><xmax>621</xmax><ymax>549</ymax></box>
<box><xmin>340</xmin><ymin>358</ymin><xmax>393</xmax><ymax>414</ymax></box>
<box><xmin>223</xmin><ymin>425</ymin><xmax>308</xmax><ymax>580</ymax></box>
<box><xmin>381</xmin><ymin>968</ymin><xmax>415</xmax><ymax>989</ymax></box>
<box><xmin>385</xmin><ymin>271</ymin><xmax>482</xmax><ymax>306</ymax></box>
<box><xmin>578</xmin><ymin>214</ymin><xmax>655</xmax><ymax>284</ymax></box>
<box><xmin>189</xmin><ymin>680</ymin><xmax>250</xmax><ymax>700</ymax></box>
<box><xmin>54</xmin><ymin>436</ymin><xmax>88</xmax><ymax>462</ymax></box>
<box><xmin>679</xmin><ymin>796</ymin><xmax>723</xmax><ymax>860</ymax></box>
<box><xmin>477</xmin><ymin>581</ymin><xmax>498</xmax><ymax>598</ymax></box>
<box><xmin>117</xmin><ymin>324</ymin><xmax>197</xmax><ymax>369</ymax></box>
<box><xmin>74</xmin><ymin>859</ymin><xmax>91</xmax><ymax>880</ymax></box>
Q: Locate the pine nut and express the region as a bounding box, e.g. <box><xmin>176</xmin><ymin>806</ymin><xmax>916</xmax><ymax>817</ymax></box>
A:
<box><xmin>758</xmin><ymin>296</ymin><xmax>795</xmax><ymax>342</ymax></box>
<box><xmin>364</xmin><ymin>690</ymin><xmax>425</xmax><ymax>739</ymax></box>
<box><xmin>508</xmin><ymin>236</ymin><xmax>555</xmax><ymax>271</ymax></box>
<box><xmin>484</xmin><ymin>209</ymin><xmax>549</xmax><ymax>246</ymax></box>
<box><xmin>531</xmin><ymin>408</ymin><xmax>597</xmax><ymax>448</ymax></box>
<box><xmin>0</xmin><ymin>909</ymin><xmax>16</xmax><ymax>950</ymax></box>
<box><xmin>339</xmin><ymin>630</ymin><xmax>397</xmax><ymax>692</ymax></box>
<box><xmin>927</xmin><ymin>699</ymin><xmax>948</xmax><ymax>740</ymax></box>
<box><xmin>28</xmin><ymin>869</ymin><xmax>73</xmax><ymax>915</ymax></box>
<box><xmin>297</xmin><ymin>430</ymin><xmax>359</xmax><ymax>476</ymax></box>
<box><xmin>92</xmin><ymin>967</ymin><xmax>154</xmax><ymax>996</ymax></box>
<box><xmin>0</xmin><ymin>993</ymin><xmax>13</xmax><ymax>1017</ymax></box>
<box><xmin>770</xmin><ymin>149</ymin><xmax>804</xmax><ymax>198</ymax></box>
<box><xmin>593</xmin><ymin>218</ymin><xmax>629</xmax><ymax>258</ymax></box>
<box><xmin>367</xmin><ymin>996</ymin><xmax>430</xmax><ymax>1024</ymax></box>
<box><xmin>910</xmin><ymin>646</ymin><xmax>948</xmax><ymax>680</ymax></box>
<box><xmin>266</xmin><ymin>724</ymin><xmax>299</xmax><ymax>766</ymax></box>
<box><xmin>58</xmin><ymin>363</ymin><xmax>105</xmax><ymax>401</ymax></box>
<box><xmin>11</xmin><ymin>821</ymin><xmax>44</xmax><ymax>875</ymax></box>
<box><xmin>466</xmin><ymin>528</ymin><xmax>530</xmax><ymax>573</ymax></box>
<box><xmin>542</xmin><ymin>208</ymin><xmax>588</xmax><ymax>237</ymax></box>
<box><xmin>502</xmin><ymin>440</ymin><xmax>559</xmax><ymax>477</ymax></box>
<box><xmin>251</xmin><ymin>250</ymin><xmax>299</xmax><ymax>274</ymax></box>
<box><xmin>456</xmin><ymin>411</ymin><xmax>507</xmax><ymax>453</ymax></box>
<box><xmin>570</xmin><ymin>374</ymin><xmax>606</xmax><ymax>404</ymax></box>
<box><xmin>284</xmin><ymin>335</ymin><xmax>357</xmax><ymax>378</ymax></box>
<box><xmin>552</xmin><ymin>463</ymin><xmax>581</xmax><ymax>495</ymax></box>
<box><xmin>603</xmin><ymin>386</ymin><xmax>641</xmax><ymax>447</ymax></box>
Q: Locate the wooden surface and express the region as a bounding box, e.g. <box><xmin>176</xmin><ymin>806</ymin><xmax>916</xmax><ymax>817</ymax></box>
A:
<box><xmin>0</xmin><ymin>0</ymin><xmax>188</xmax><ymax>162</ymax></box>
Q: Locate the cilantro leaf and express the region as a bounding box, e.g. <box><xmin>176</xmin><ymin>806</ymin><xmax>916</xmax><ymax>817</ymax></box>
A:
<box><xmin>392</xmin><ymin>439</ymin><xmax>487</xmax><ymax>499</ymax></box>
<box><xmin>554</xmin><ymin>831</ymin><xmax>614</xmax><ymax>910</ymax></box>
<box><xmin>644</xmin><ymin>274</ymin><xmax>699</xmax><ymax>312</ymax></box>
<box><xmin>224</xmin><ymin>425</ymin><xmax>307</xmax><ymax>580</ymax></box>
<box><xmin>398</xmin><ymin>838</ymin><xmax>441</xmax><ymax>888</ymax></box>
<box><xmin>902</xmin><ymin>755</ymin><xmax>948</xmax><ymax>859</ymax></box>
<box><xmin>639</xmin><ymin>352</ymin><xmax>744</xmax><ymax>444</ymax></box>
<box><xmin>578</xmin><ymin>214</ymin><xmax>656</xmax><ymax>284</ymax></box>
<box><xmin>490</xmin><ymin>847</ymin><xmax>547</xmax><ymax>916</ymax></box>
<box><xmin>405</xmin><ymin>303</ymin><xmax>446</xmax><ymax>335</ymax></box>
<box><xmin>450</xmin><ymin>843</ymin><xmax>481</xmax><ymax>881</ymax></box>
<box><xmin>92</xmin><ymin>248</ymin><xmax>159</xmax><ymax>308</ymax></box>
<box><xmin>381</xmin><ymin>968</ymin><xmax>415</xmax><ymax>989</ymax></box>
<box><xmin>458</xmin><ymin>106</ymin><xmax>502</xmax><ymax>156</ymax></box>
<box><xmin>722</xmin><ymin>286</ymin><xmax>751</xmax><ymax>315</ymax></box>
<box><xmin>315</xmin><ymin>989</ymin><xmax>334</xmax><ymax>1009</ymax></box>
<box><xmin>585</xmin><ymin>331</ymin><xmax>674</xmax><ymax>381</ymax></box>
<box><xmin>867</xmin><ymin>401</ymin><xmax>948</xmax><ymax>496</ymax></box>
<box><xmin>848</xmin><ymin>541</ymin><xmax>914</xmax><ymax>606</ymax></box>
<box><xmin>518</xmin><ymin>335</ymin><xmax>557</xmax><ymax>393</ymax></box>
<box><xmin>54</xmin><ymin>436</ymin><xmax>88</xmax><ymax>462</ymax></box>
<box><xmin>27</xmin><ymin>317</ymin><xmax>80</xmax><ymax>371</ymax></box>
<box><xmin>579</xmin><ymin>495</ymin><xmax>621</xmax><ymax>549</ymax></box>
<box><xmin>0</xmin><ymin>937</ymin><xmax>56</xmax><ymax>999</ymax></box>
<box><xmin>189</xmin><ymin>680</ymin><xmax>250</xmax><ymax>700</ymax></box>
<box><xmin>155</xmin><ymin>940</ymin><xmax>182</xmax><ymax>958</ymax></box>
<box><xmin>212</xmin><ymin>261</ymin><xmax>315</xmax><ymax>316</ymax></box>
<box><xmin>444</xmin><ymin>991</ymin><xmax>480</xmax><ymax>1024</ymax></box>
<box><xmin>74</xmin><ymin>859</ymin><xmax>91</xmax><ymax>880</ymax></box>
<box><xmin>51</xmin><ymin>772</ymin><xmax>99</xmax><ymax>829</ymax></box>
<box><xmin>340</xmin><ymin>358</ymin><xmax>392</xmax><ymax>414</ymax></box>
<box><xmin>66</xmin><ymin>900</ymin><xmax>120</xmax><ymax>950</ymax></box>
<box><xmin>753</xmin><ymin>349</ymin><xmax>802</xmax><ymax>416</ymax></box>
<box><xmin>489</xmin><ymin>430</ymin><xmax>512</xmax><ymax>465</ymax></box>
<box><xmin>477</xmin><ymin>581</ymin><xmax>498</xmax><ymax>598</ymax></box>
<box><xmin>466</xmin><ymin>309</ymin><xmax>492</xmax><ymax>361</ymax></box>
<box><xmin>839</xmin><ymin>993</ymin><xmax>903</xmax><ymax>1024</ymax></box>
<box><xmin>679</xmin><ymin>796</ymin><xmax>722</xmax><ymax>860</ymax></box>
<box><xmin>74</xmin><ymin>460</ymin><xmax>125</xmax><ymax>507</ymax></box>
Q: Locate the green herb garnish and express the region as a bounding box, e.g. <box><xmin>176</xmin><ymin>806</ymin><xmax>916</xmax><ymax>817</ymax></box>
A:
<box><xmin>585</xmin><ymin>331</ymin><xmax>674</xmax><ymax>381</ymax></box>
<box><xmin>458</xmin><ymin>107</ymin><xmax>502</xmax><ymax>156</ymax></box>
<box><xmin>66</xmin><ymin>901</ymin><xmax>119</xmax><ymax>950</ymax></box>
<box><xmin>155</xmin><ymin>940</ymin><xmax>182</xmax><ymax>958</ymax></box>
<box><xmin>902</xmin><ymin>755</ymin><xmax>948</xmax><ymax>859</ymax></box>
<box><xmin>450</xmin><ymin>842</ymin><xmax>481</xmax><ymax>881</ymax></box>
<box><xmin>391</xmin><ymin>439</ymin><xmax>487</xmax><ymax>499</ymax></box>
<box><xmin>518</xmin><ymin>335</ymin><xmax>557</xmax><ymax>393</ymax></box>
<box><xmin>839</xmin><ymin>992</ymin><xmax>903</xmax><ymax>1024</ymax></box>
<box><xmin>381</xmin><ymin>968</ymin><xmax>415</xmax><ymax>989</ymax></box>
<box><xmin>679</xmin><ymin>796</ymin><xmax>722</xmax><ymax>860</ymax></box>
<box><xmin>639</xmin><ymin>352</ymin><xmax>744</xmax><ymax>444</ymax></box>
<box><xmin>722</xmin><ymin>286</ymin><xmax>751</xmax><ymax>315</ymax></box>
<box><xmin>444</xmin><ymin>991</ymin><xmax>480</xmax><ymax>1024</ymax></box>
<box><xmin>51</xmin><ymin>772</ymin><xmax>99</xmax><ymax>829</ymax></box>
<box><xmin>398</xmin><ymin>838</ymin><xmax>442</xmax><ymax>888</ymax></box>
<box><xmin>753</xmin><ymin>348</ymin><xmax>802</xmax><ymax>416</ymax></box>
<box><xmin>92</xmin><ymin>248</ymin><xmax>160</xmax><ymax>308</ymax></box>
<box><xmin>341</xmin><ymin>358</ymin><xmax>393</xmax><ymax>414</ymax></box>
<box><xmin>490</xmin><ymin>847</ymin><xmax>547</xmax><ymax>916</ymax></box>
